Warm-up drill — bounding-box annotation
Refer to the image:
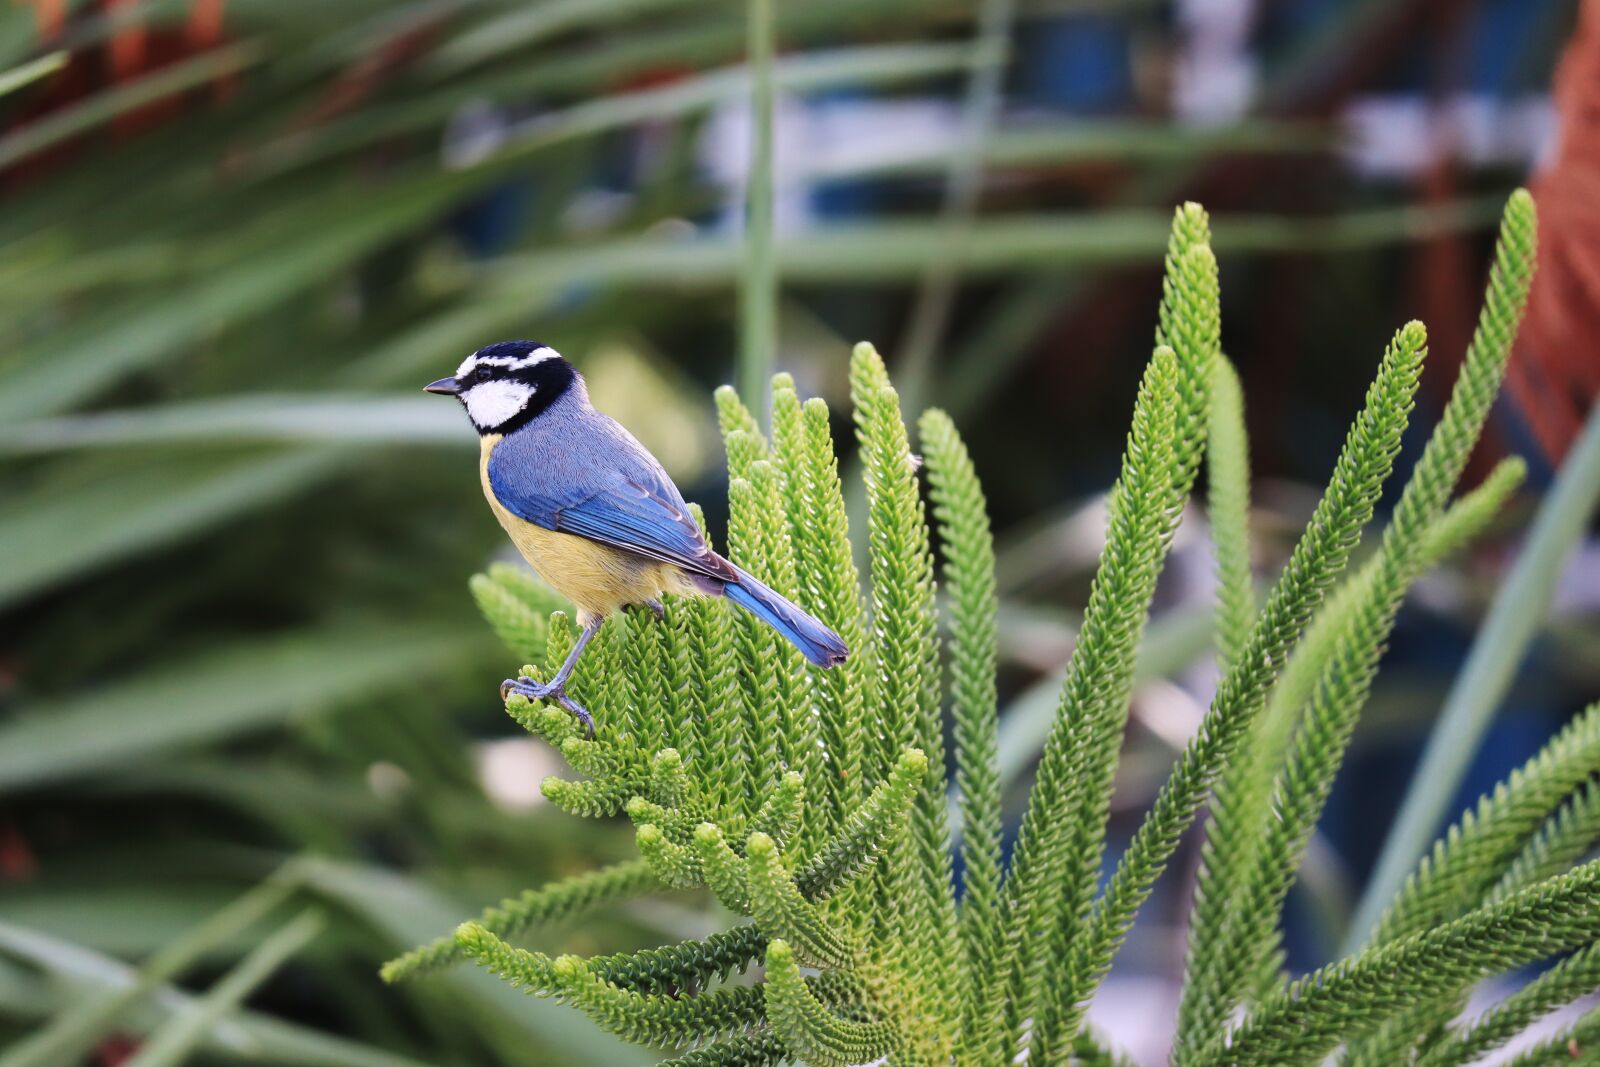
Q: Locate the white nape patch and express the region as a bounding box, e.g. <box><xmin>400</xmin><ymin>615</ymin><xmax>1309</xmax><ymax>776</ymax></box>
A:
<box><xmin>463</xmin><ymin>379</ymin><xmax>536</xmax><ymax>428</ymax></box>
<box><xmin>456</xmin><ymin>346</ymin><xmax>559</xmax><ymax>379</ymax></box>
<box><xmin>515</xmin><ymin>346</ymin><xmax>558</xmax><ymax>368</ymax></box>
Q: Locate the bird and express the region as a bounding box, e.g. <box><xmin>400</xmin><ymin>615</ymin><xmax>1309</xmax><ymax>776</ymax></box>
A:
<box><xmin>426</xmin><ymin>340</ymin><xmax>849</xmax><ymax>736</ymax></box>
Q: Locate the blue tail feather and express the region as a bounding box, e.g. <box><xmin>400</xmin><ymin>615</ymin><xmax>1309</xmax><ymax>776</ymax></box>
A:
<box><xmin>723</xmin><ymin>566</ymin><xmax>849</xmax><ymax>668</ymax></box>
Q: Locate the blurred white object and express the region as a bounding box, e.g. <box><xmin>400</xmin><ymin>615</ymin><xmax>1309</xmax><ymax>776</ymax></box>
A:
<box><xmin>1172</xmin><ymin>0</ymin><xmax>1258</xmax><ymax>123</ymax></box>
<box><xmin>700</xmin><ymin>94</ymin><xmax>960</xmax><ymax>232</ymax></box>
<box><xmin>475</xmin><ymin>737</ymin><xmax>561</xmax><ymax>811</ymax></box>
<box><xmin>1342</xmin><ymin>93</ymin><xmax>1556</xmax><ymax>178</ymax></box>
<box><xmin>1089</xmin><ymin>977</ymin><xmax>1181</xmax><ymax>1064</ymax></box>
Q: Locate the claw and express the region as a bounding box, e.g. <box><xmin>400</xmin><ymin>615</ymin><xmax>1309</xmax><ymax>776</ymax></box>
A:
<box><xmin>552</xmin><ymin>692</ymin><xmax>596</xmax><ymax>739</ymax></box>
<box><xmin>499</xmin><ymin>676</ymin><xmax>595</xmax><ymax>738</ymax></box>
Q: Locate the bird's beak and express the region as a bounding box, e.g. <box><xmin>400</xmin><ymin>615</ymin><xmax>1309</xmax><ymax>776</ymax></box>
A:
<box><xmin>424</xmin><ymin>377</ymin><xmax>461</xmax><ymax>396</ymax></box>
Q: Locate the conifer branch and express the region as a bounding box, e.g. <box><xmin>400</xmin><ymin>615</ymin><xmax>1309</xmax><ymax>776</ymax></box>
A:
<box><xmin>850</xmin><ymin>341</ymin><xmax>962</xmax><ymax>1044</ymax></box>
<box><xmin>919</xmin><ymin>406</ymin><xmax>1006</xmax><ymax>1065</ymax></box>
<box><xmin>637</xmin><ymin>824</ymin><xmax>703</xmax><ymax>888</ymax></box>
<box><xmin>1499</xmin><ymin>1004</ymin><xmax>1600</xmax><ymax>1067</ymax></box>
<box><xmin>380</xmin><ymin>860</ymin><xmax>659</xmax><ymax>983</ymax></box>
<box><xmin>744</xmin><ymin>832</ymin><xmax>857</xmax><ymax>969</ymax></box>
<box><xmin>1021</xmin><ymin>346</ymin><xmax>1185</xmax><ymax>1063</ymax></box>
<box><xmin>794</xmin><ymin>395</ymin><xmax>871</xmax><ymax>831</ymax></box>
<box><xmin>624</xmin><ymin>608</ymin><xmax>672</xmax><ymax>756</ymax></box>
<box><xmin>649</xmin><ymin>748</ymin><xmax>691</xmax><ymax>809</ymax></box>
<box><xmin>1205</xmin><ymin>355</ymin><xmax>1254</xmax><ymax>670</ymax></box>
<box><xmin>687</xmin><ymin>501</ymin><xmax>745</xmax><ymax>815</ymax></box>
<box><xmin>1205</xmin><ymin>860</ymin><xmax>1600</xmax><ymax>1066</ymax></box>
<box><xmin>1417</xmin><ymin>942</ymin><xmax>1600</xmax><ymax>1067</ymax></box>
<box><xmin>727</xmin><ymin>471</ymin><xmax>786</xmax><ymax>812</ymax></box>
<box><xmin>1369</xmin><ymin>701</ymin><xmax>1600</xmax><ymax>947</ymax></box>
<box><xmin>1179</xmin><ymin>354</ymin><xmax>1263</xmax><ymax>1054</ymax></box>
<box><xmin>1182</xmin><ymin>260</ymin><xmax>1527</xmax><ymax>1051</ymax></box>
<box><xmin>452</xmin><ymin>922</ymin><xmax>559</xmax><ymax>990</ymax></box>
<box><xmin>1006</xmin><ymin>202</ymin><xmax>1219</xmax><ymax>1061</ymax></box>
<box><xmin>1059</xmin><ymin>321</ymin><xmax>1425</xmax><ymax>1043</ymax></box>
<box><xmin>750</xmin><ymin>771</ymin><xmax>805</xmax><ymax>850</ymax></box>
<box><xmin>1490</xmin><ymin>779</ymin><xmax>1600</xmax><ymax>905</ymax></box>
<box><xmin>695</xmin><ymin>822</ymin><xmax>754</xmax><ymax>914</ymax></box>
<box><xmin>716</xmin><ymin>386</ymin><xmax>768</xmax><ymax>480</ymax></box>
<box><xmin>396</xmin><ymin>193</ymin><xmax>1568</xmax><ymax>1067</ymax></box>
<box><xmin>1187</xmin><ymin>453</ymin><xmax>1525</xmax><ymax>1022</ymax></box>
<box><xmin>657</xmin><ymin>1033</ymin><xmax>788</xmax><ymax>1067</ymax></box>
<box><xmin>1352</xmin><ymin>188</ymin><xmax>1540</xmax><ymax>946</ymax></box>
<box><xmin>552</xmin><ymin>953</ymin><xmax>768</xmax><ymax>1048</ymax></box>
<box><xmin>470</xmin><ymin>563</ymin><xmax>560</xmax><ymax>664</ymax></box>
<box><xmin>795</xmin><ymin>747</ymin><xmax>926</xmax><ymax>900</ymax></box>
<box><xmin>1341</xmin><ymin>701</ymin><xmax>1600</xmax><ymax>1066</ymax></box>
<box><xmin>763</xmin><ymin>940</ymin><xmax>900</xmax><ymax>1067</ymax></box>
<box><xmin>587</xmin><ymin>925</ymin><xmax>767</xmax><ymax>996</ymax></box>
<box><xmin>661</xmin><ymin>595</ymin><xmax>707</xmax><ymax>772</ymax></box>
<box><xmin>749</xmin><ymin>457</ymin><xmax>822</xmax><ymax>810</ymax></box>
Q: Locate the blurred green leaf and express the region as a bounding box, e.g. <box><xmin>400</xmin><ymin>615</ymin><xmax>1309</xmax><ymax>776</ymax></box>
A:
<box><xmin>299</xmin><ymin>857</ymin><xmax>656</xmax><ymax>1066</ymax></box>
<box><xmin>0</xmin><ymin>43</ymin><xmax>265</xmax><ymax>171</ymax></box>
<box><xmin>0</xmin><ymin>396</ymin><xmax>467</xmax><ymax>454</ymax></box>
<box><xmin>0</xmin><ymin>51</ymin><xmax>65</xmax><ymax>99</ymax></box>
<box><xmin>0</xmin><ymin>622</ymin><xmax>478</xmax><ymax>791</ymax></box>
<box><xmin>0</xmin><ymin>175</ymin><xmax>478</xmax><ymax>420</ymax></box>
<box><xmin>0</xmin><ymin>448</ymin><xmax>347</xmax><ymax>607</ymax></box>
<box><xmin>0</xmin><ymin>871</ymin><xmax>300</xmax><ymax>1067</ymax></box>
<box><xmin>819</xmin><ymin>118</ymin><xmax>1332</xmax><ymax>183</ymax></box>
<box><xmin>0</xmin><ymin>920</ymin><xmax>432</xmax><ymax>1067</ymax></box>
<box><xmin>125</xmin><ymin>908</ymin><xmax>327</xmax><ymax>1067</ymax></box>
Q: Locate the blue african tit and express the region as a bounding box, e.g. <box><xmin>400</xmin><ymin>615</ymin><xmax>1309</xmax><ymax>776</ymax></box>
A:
<box><xmin>427</xmin><ymin>340</ymin><xmax>849</xmax><ymax>735</ymax></box>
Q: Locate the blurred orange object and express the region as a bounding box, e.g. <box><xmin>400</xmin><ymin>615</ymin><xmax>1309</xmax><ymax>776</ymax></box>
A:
<box><xmin>4</xmin><ymin>0</ymin><xmax>231</xmax><ymax>175</ymax></box>
<box><xmin>1510</xmin><ymin>0</ymin><xmax>1600</xmax><ymax>461</ymax></box>
<box><xmin>15</xmin><ymin>0</ymin><xmax>65</xmax><ymax>37</ymax></box>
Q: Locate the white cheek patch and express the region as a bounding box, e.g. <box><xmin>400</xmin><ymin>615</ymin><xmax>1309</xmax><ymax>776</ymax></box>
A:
<box><xmin>463</xmin><ymin>380</ymin><xmax>536</xmax><ymax>428</ymax></box>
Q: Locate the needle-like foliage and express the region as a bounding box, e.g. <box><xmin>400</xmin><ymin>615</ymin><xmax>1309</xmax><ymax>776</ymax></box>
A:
<box><xmin>386</xmin><ymin>192</ymin><xmax>1599</xmax><ymax>1067</ymax></box>
<box><xmin>1176</xmin><ymin>191</ymin><xmax>1539</xmax><ymax>1061</ymax></box>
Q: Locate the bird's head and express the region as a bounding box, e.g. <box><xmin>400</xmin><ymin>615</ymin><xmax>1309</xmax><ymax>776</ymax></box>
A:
<box><xmin>425</xmin><ymin>340</ymin><xmax>579</xmax><ymax>435</ymax></box>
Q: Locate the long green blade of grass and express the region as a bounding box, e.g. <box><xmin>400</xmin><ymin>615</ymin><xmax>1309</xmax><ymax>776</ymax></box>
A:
<box><xmin>0</xmin><ymin>869</ymin><xmax>302</xmax><ymax>1067</ymax></box>
<box><xmin>300</xmin><ymin>857</ymin><xmax>656</xmax><ymax>1066</ymax></box>
<box><xmin>0</xmin><ymin>622</ymin><xmax>478</xmax><ymax>791</ymax></box>
<box><xmin>0</xmin><ymin>921</ymin><xmax>429</xmax><ymax>1067</ymax></box>
<box><xmin>736</xmin><ymin>0</ymin><xmax>777</xmax><ymax>425</ymax></box>
<box><xmin>0</xmin><ymin>449</ymin><xmax>347</xmax><ymax>608</ymax></box>
<box><xmin>123</xmin><ymin>909</ymin><xmax>327</xmax><ymax>1067</ymax></box>
<box><xmin>0</xmin><ymin>396</ymin><xmax>466</xmax><ymax>454</ymax></box>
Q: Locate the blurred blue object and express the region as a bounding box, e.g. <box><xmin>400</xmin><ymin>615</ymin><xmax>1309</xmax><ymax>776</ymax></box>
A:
<box><xmin>1019</xmin><ymin>14</ymin><xmax>1134</xmax><ymax>113</ymax></box>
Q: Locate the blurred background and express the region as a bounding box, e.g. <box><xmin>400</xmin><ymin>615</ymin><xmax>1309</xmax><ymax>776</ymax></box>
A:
<box><xmin>1</xmin><ymin>1</ymin><xmax>1597</xmax><ymax>1064</ymax></box>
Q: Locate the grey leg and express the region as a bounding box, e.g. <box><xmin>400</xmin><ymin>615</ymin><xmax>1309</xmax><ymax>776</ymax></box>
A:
<box><xmin>501</xmin><ymin>615</ymin><xmax>603</xmax><ymax>737</ymax></box>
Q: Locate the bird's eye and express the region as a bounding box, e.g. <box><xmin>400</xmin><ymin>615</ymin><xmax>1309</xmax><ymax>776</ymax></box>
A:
<box><xmin>474</xmin><ymin>366</ymin><xmax>493</xmax><ymax>383</ymax></box>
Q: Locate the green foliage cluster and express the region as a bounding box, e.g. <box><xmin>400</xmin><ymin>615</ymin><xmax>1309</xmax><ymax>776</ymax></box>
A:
<box><xmin>384</xmin><ymin>192</ymin><xmax>1600</xmax><ymax>1066</ymax></box>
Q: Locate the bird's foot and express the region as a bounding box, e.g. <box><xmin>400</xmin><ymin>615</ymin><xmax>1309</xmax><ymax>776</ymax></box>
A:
<box><xmin>499</xmin><ymin>676</ymin><xmax>595</xmax><ymax>738</ymax></box>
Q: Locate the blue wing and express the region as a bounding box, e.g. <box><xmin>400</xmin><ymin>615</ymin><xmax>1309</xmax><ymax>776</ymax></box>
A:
<box><xmin>487</xmin><ymin>419</ymin><xmax>733</xmax><ymax>582</ymax></box>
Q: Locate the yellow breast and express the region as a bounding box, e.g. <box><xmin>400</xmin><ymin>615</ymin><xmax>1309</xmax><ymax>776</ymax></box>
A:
<box><xmin>479</xmin><ymin>435</ymin><xmax>675</xmax><ymax>623</ymax></box>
